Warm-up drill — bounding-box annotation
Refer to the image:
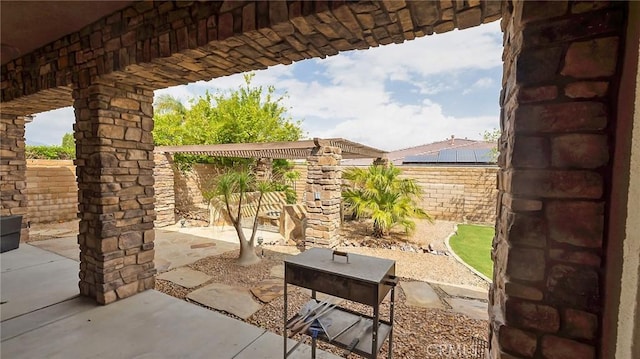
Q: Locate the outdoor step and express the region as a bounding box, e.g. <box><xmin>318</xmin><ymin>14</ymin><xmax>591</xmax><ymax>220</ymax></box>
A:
<box><xmin>157</xmin><ymin>267</ymin><xmax>212</xmax><ymax>288</ymax></box>
<box><xmin>399</xmin><ymin>281</ymin><xmax>445</xmax><ymax>309</ymax></box>
<box><xmin>435</xmin><ymin>283</ymin><xmax>488</xmax><ymax>301</ymax></box>
<box><xmin>444</xmin><ymin>297</ymin><xmax>488</xmax><ymax>321</ymax></box>
<box><xmin>187</xmin><ymin>283</ymin><xmax>262</xmax><ymax>320</ymax></box>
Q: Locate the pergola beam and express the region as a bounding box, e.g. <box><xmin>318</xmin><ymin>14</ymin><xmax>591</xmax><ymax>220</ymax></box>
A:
<box><xmin>155</xmin><ymin>138</ymin><xmax>387</xmax><ymax>160</ymax></box>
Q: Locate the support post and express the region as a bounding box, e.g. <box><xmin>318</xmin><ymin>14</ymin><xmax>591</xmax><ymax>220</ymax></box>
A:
<box><xmin>73</xmin><ymin>79</ymin><xmax>156</xmax><ymax>304</ymax></box>
<box><xmin>489</xmin><ymin>1</ymin><xmax>626</xmax><ymax>357</ymax></box>
<box><xmin>0</xmin><ymin>114</ymin><xmax>30</xmax><ymax>242</ymax></box>
<box><xmin>304</xmin><ymin>145</ymin><xmax>342</xmax><ymax>248</ymax></box>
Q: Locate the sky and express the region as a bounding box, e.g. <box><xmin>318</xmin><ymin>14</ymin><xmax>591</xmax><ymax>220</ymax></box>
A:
<box><xmin>26</xmin><ymin>21</ymin><xmax>503</xmax><ymax>152</ymax></box>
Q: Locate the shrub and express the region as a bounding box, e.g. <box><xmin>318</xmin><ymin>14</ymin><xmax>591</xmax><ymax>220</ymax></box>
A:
<box><xmin>26</xmin><ymin>145</ymin><xmax>75</xmax><ymax>160</ymax></box>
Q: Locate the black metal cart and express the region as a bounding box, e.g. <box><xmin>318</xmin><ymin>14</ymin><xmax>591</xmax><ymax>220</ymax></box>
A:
<box><xmin>284</xmin><ymin>248</ymin><xmax>397</xmax><ymax>359</ymax></box>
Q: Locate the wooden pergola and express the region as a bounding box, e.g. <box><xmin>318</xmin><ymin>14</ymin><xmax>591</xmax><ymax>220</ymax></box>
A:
<box><xmin>155</xmin><ymin>137</ymin><xmax>387</xmax><ymax>249</ymax></box>
<box><xmin>155</xmin><ymin>138</ymin><xmax>387</xmax><ymax>160</ymax></box>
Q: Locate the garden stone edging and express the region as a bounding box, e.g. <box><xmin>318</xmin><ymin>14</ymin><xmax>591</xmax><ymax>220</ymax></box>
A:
<box><xmin>445</xmin><ymin>224</ymin><xmax>493</xmax><ymax>284</ymax></box>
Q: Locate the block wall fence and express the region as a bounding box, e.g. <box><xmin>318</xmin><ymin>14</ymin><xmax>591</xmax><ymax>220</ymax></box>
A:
<box><xmin>25</xmin><ymin>160</ymin><xmax>497</xmax><ymax>225</ymax></box>
<box><xmin>25</xmin><ymin>160</ymin><xmax>78</xmax><ymax>224</ymax></box>
<box><xmin>293</xmin><ymin>163</ymin><xmax>498</xmax><ymax>223</ymax></box>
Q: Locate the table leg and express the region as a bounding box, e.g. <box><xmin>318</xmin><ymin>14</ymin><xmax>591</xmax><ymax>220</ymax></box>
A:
<box><xmin>311</xmin><ymin>290</ymin><xmax>316</xmax><ymax>359</ymax></box>
<box><xmin>388</xmin><ymin>286</ymin><xmax>395</xmax><ymax>359</ymax></box>
<box><xmin>373</xmin><ymin>304</ymin><xmax>379</xmax><ymax>359</ymax></box>
<box><xmin>283</xmin><ymin>277</ymin><xmax>288</xmax><ymax>358</ymax></box>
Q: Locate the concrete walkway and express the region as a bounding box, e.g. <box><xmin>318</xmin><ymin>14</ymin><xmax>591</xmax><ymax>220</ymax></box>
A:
<box><xmin>0</xmin><ymin>244</ymin><xmax>338</xmax><ymax>359</ymax></box>
<box><xmin>29</xmin><ymin>224</ymin><xmax>284</xmax><ymax>273</ymax></box>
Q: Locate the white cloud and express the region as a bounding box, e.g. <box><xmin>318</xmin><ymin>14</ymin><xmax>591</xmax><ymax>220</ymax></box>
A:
<box><xmin>463</xmin><ymin>77</ymin><xmax>495</xmax><ymax>94</ymax></box>
<box><xmin>27</xmin><ymin>21</ymin><xmax>503</xmax><ymax>151</ymax></box>
<box><xmin>25</xmin><ymin>107</ymin><xmax>75</xmax><ymax>146</ymax></box>
<box><xmin>311</xmin><ymin>99</ymin><xmax>497</xmax><ymax>151</ymax></box>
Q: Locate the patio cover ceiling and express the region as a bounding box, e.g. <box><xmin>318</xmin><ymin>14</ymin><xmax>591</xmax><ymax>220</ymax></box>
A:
<box><xmin>155</xmin><ymin>138</ymin><xmax>387</xmax><ymax>160</ymax></box>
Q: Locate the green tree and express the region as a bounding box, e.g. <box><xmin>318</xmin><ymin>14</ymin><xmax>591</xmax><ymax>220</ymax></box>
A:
<box><xmin>61</xmin><ymin>133</ymin><xmax>75</xmax><ymax>149</ymax></box>
<box><xmin>26</xmin><ymin>145</ymin><xmax>75</xmax><ymax>160</ymax></box>
<box><xmin>153</xmin><ymin>73</ymin><xmax>303</xmax><ymax>146</ymax></box>
<box><xmin>155</xmin><ymin>94</ymin><xmax>187</xmax><ymax>116</ymax></box>
<box><xmin>342</xmin><ymin>164</ymin><xmax>431</xmax><ymax>238</ymax></box>
<box><xmin>204</xmin><ymin>169</ymin><xmax>272</xmax><ymax>266</ymax></box>
<box><xmin>153</xmin><ymin>95</ymin><xmax>189</xmax><ymax>146</ymax></box>
<box><xmin>283</xmin><ymin>169</ymin><xmax>301</xmax><ymax>191</ymax></box>
<box><xmin>482</xmin><ymin>128</ymin><xmax>501</xmax><ymax>162</ymax></box>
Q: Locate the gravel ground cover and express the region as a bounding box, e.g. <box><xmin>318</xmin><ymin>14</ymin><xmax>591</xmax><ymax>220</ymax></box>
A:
<box><xmin>156</xmin><ymin>217</ymin><xmax>491</xmax><ymax>359</ymax></box>
<box><xmin>157</xmin><ymin>249</ymin><xmax>488</xmax><ymax>358</ymax></box>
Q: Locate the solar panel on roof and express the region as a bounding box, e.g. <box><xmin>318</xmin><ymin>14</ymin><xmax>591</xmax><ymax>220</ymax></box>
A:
<box><xmin>456</xmin><ymin>149</ymin><xmax>477</xmax><ymax>162</ymax></box>
<box><xmin>402</xmin><ymin>148</ymin><xmax>496</xmax><ymax>164</ymax></box>
<box><xmin>474</xmin><ymin>149</ymin><xmax>494</xmax><ymax>163</ymax></box>
<box><xmin>438</xmin><ymin>149</ymin><xmax>457</xmax><ymax>163</ymax></box>
<box><xmin>403</xmin><ymin>154</ymin><xmax>438</xmax><ymax>163</ymax></box>
<box><xmin>422</xmin><ymin>154</ymin><xmax>438</xmax><ymax>162</ymax></box>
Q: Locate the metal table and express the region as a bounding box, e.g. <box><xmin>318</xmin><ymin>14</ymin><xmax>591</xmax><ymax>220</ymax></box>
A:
<box><xmin>284</xmin><ymin>248</ymin><xmax>397</xmax><ymax>358</ymax></box>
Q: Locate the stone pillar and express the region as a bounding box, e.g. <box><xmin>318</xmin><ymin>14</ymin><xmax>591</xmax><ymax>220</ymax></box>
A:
<box><xmin>304</xmin><ymin>146</ymin><xmax>342</xmax><ymax>247</ymax></box>
<box><xmin>0</xmin><ymin>114</ymin><xmax>29</xmax><ymax>241</ymax></box>
<box><xmin>372</xmin><ymin>157</ymin><xmax>389</xmax><ymax>167</ymax></box>
<box><xmin>254</xmin><ymin>157</ymin><xmax>273</xmax><ymax>181</ymax></box>
<box><xmin>73</xmin><ymin>79</ymin><xmax>156</xmax><ymax>304</ymax></box>
<box><xmin>490</xmin><ymin>1</ymin><xmax>626</xmax><ymax>358</ymax></box>
<box><xmin>153</xmin><ymin>152</ymin><xmax>176</xmax><ymax>227</ymax></box>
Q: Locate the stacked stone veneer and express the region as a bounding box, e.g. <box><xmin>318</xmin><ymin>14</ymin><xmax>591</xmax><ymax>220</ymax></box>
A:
<box><xmin>1</xmin><ymin>1</ymin><xmax>502</xmax><ymax>116</ymax></box>
<box><xmin>153</xmin><ymin>152</ymin><xmax>175</xmax><ymax>227</ymax></box>
<box><xmin>1</xmin><ymin>0</ymin><xmax>503</xmax><ymax>307</ymax></box>
<box><xmin>490</xmin><ymin>1</ymin><xmax>627</xmax><ymax>358</ymax></box>
<box><xmin>304</xmin><ymin>146</ymin><xmax>342</xmax><ymax>247</ymax></box>
<box><xmin>0</xmin><ymin>115</ymin><xmax>29</xmax><ymax>241</ymax></box>
<box><xmin>26</xmin><ymin>160</ymin><xmax>77</xmax><ymax>224</ymax></box>
<box><xmin>254</xmin><ymin>157</ymin><xmax>273</xmax><ymax>181</ymax></box>
<box><xmin>73</xmin><ymin>79</ymin><xmax>156</xmax><ymax>304</ymax></box>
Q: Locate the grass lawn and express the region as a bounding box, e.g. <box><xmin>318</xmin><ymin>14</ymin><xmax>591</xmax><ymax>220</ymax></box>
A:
<box><xmin>449</xmin><ymin>224</ymin><xmax>494</xmax><ymax>279</ymax></box>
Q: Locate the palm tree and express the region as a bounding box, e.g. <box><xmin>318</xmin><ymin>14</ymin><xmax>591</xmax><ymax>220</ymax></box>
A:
<box><xmin>205</xmin><ymin>170</ymin><xmax>273</xmax><ymax>266</ymax></box>
<box><xmin>342</xmin><ymin>164</ymin><xmax>431</xmax><ymax>238</ymax></box>
<box><xmin>154</xmin><ymin>94</ymin><xmax>187</xmax><ymax>116</ymax></box>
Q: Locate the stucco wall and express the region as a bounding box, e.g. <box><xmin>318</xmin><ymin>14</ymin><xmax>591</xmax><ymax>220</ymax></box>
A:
<box><xmin>26</xmin><ymin>159</ymin><xmax>77</xmax><ymax>224</ymax></box>
<box><xmin>610</xmin><ymin>2</ymin><xmax>640</xmax><ymax>357</ymax></box>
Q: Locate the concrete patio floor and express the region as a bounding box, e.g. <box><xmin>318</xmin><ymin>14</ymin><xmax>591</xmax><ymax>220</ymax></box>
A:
<box><xmin>29</xmin><ymin>223</ymin><xmax>286</xmax><ymax>273</ymax></box>
<box><xmin>0</xmin><ymin>244</ymin><xmax>338</xmax><ymax>359</ymax></box>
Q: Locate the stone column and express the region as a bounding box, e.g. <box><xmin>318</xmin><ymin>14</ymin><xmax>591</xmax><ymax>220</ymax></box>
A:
<box><xmin>0</xmin><ymin>114</ymin><xmax>29</xmax><ymax>241</ymax></box>
<box><xmin>73</xmin><ymin>79</ymin><xmax>156</xmax><ymax>304</ymax></box>
<box><xmin>153</xmin><ymin>151</ymin><xmax>176</xmax><ymax>227</ymax></box>
<box><xmin>490</xmin><ymin>1</ymin><xmax>625</xmax><ymax>358</ymax></box>
<box><xmin>254</xmin><ymin>157</ymin><xmax>273</xmax><ymax>181</ymax></box>
<box><xmin>304</xmin><ymin>146</ymin><xmax>341</xmax><ymax>247</ymax></box>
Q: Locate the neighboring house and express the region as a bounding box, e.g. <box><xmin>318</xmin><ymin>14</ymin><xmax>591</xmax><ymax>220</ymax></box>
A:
<box><xmin>341</xmin><ymin>136</ymin><xmax>496</xmax><ymax>166</ymax></box>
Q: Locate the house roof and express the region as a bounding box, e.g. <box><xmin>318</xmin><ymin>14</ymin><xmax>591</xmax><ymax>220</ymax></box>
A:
<box><xmin>341</xmin><ymin>137</ymin><xmax>496</xmax><ymax>166</ymax></box>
